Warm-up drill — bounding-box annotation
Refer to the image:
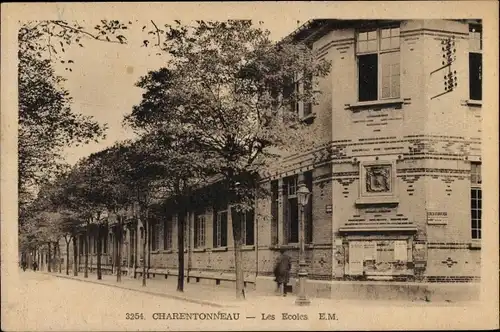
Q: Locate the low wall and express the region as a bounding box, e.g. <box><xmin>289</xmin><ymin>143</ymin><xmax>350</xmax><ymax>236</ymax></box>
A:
<box><xmin>255</xmin><ymin>276</ymin><xmax>480</xmax><ymax>302</ymax></box>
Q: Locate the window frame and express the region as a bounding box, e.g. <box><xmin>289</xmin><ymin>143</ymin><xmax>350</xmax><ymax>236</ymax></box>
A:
<box><xmin>356</xmin><ymin>25</ymin><xmax>401</xmax><ymax>102</ymax></box>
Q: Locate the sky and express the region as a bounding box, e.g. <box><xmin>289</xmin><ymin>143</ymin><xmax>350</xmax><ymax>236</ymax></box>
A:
<box><xmin>56</xmin><ymin>19</ymin><xmax>308</xmax><ymax>165</ymax></box>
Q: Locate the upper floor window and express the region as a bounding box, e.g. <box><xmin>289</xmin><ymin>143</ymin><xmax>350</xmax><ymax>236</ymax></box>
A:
<box><xmin>285</xmin><ymin>72</ymin><xmax>314</xmax><ymax>120</ymax></box>
<box><xmin>471</xmin><ymin>162</ymin><xmax>481</xmax><ymax>240</ymax></box>
<box><xmin>356</xmin><ymin>26</ymin><xmax>401</xmax><ymax>102</ymax></box>
<box><xmin>469</xmin><ymin>24</ymin><xmax>482</xmax><ymax>101</ymax></box>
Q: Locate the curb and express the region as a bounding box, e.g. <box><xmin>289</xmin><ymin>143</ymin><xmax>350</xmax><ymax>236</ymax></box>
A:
<box><xmin>42</xmin><ymin>272</ymin><xmax>232</xmax><ymax>308</ymax></box>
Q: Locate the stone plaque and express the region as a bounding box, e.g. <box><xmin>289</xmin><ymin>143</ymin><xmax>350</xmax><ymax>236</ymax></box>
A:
<box><xmin>365</xmin><ymin>165</ymin><xmax>392</xmax><ymax>193</ymax></box>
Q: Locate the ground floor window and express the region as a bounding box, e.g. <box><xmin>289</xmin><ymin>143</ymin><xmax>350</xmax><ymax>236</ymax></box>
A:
<box><xmin>241</xmin><ymin>209</ymin><xmax>255</xmax><ymax>246</ymax></box>
<box><xmin>79</xmin><ymin>236</ymin><xmax>84</xmax><ymax>255</ymax></box>
<box><xmin>194</xmin><ymin>214</ymin><xmax>206</xmax><ymax>248</ymax></box>
<box><xmin>92</xmin><ymin>236</ymin><xmax>96</xmax><ymax>254</ymax></box>
<box><xmin>213</xmin><ymin>209</ymin><xmax>228</xmax><ymax>248</ymax></box>
<box><xmin>151</xmin><ymin>221</ymin><xmax>160</xmax><ymax>251</ymax></box>
<box><xmin>283</xmin><ymin>171</ymin><xmax>313</xmax><ymax>244</ymax></box>
<box><xmin>471</xmin><ymin>188</ymin><xmax>482</xmax><ymax>239</ymax></box>
<box><xmin>164</xmin><ymin>217</ymin><xmax>173</xmax><ymax>250</ymax></box>
<box><xmin>129</xmin><ymin>228</ymin><xmax>135</xmax><ymax>258</ymax></box>
<box><xmin>102</xmin><ymin>230</ymin><xmax>107</xmax><ymax>254</ymax></box>
<box><xmin>184</xmin><ymin>216</ymin><xmax>189</xmax><ymax>249</ymax></box>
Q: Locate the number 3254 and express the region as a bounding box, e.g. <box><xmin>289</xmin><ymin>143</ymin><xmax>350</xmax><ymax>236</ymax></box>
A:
<box><xmin>126</xmin><ymin>313</ymin><xmax>145</xmax><ymax>320</ymax></box>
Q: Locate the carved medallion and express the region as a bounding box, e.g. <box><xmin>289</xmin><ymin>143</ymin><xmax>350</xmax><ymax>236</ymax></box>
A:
<box><xmin>365</xmin><ymin>165</ymin><xmax>391</xmax><ymax>193</ymax></box>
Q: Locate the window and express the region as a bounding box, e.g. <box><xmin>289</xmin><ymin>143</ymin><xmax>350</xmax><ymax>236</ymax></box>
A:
<box><xmin>284</xmin><ymin>72</ymin><xmax>314</xmax><ymax>119</ymax></box>
<box><xmin>163</xmin><ymin>216</ymin><xmax>173</xmax><ymax>250</ymax></box>
<box><xmin>303</xmin><ymin>73</ymin><xmax>313</xmax><ymax>117</ymax></box>
<box><xmin>129</xmin><ymin>229</ymin><xmax>134</xmax><ymax>257</ymax></box>
<box><xmin>103</xmin><ymin>231</ymin><xmax>107</xmax><ymax>254</ymax></box>
<box><xmin>304</xmin><ymin>171</ymin><xmax>313</xmax><ymax>244</ymax></box>
<box><xmin>194</xmin><ymin>214</ymin><xmax>206</xmax><ymax>248</ymax></box>
<box><xmin>284</xmin><ymin>175</ymin><xmax>299</xmax><ymax>244</ymax></box>
<box><xmin>283</xmin><ymin>173</ymin><xmax>313</xmax><ymax>244</ymax></box>
<box><xmin>79</xmin><ymin>236</ymin><xmax>84</xmax><ymax>255</ymax></box>
<box><xmin>356</xmin><ymin>26</ymin><xmax>401</xmax><ymax>102</ymax></box>
<box><xmin>184</xmin><ymin>216</ymin><xmax>189</xmax><ymax>249</ymax></box>
<box><xmin>213</xmin><ymin>209</ymin><xmax>228</xmax><ymax>248</ymax></box>
<box><xmin>108</xmin><ymin>233</ymin><xmax>112</xmax><ymax>254</ymax></box>
<box><xmin>471</xmin><ymin>162</ymin><xmax>482</xmax><ymax>239</ymax></box>
<box><xmin>151</xmin><ymin>221</ymin><xmax>160</xmax><ymax>251</ymax></box>
<box><xmin>271</xmin><ymin>180</ymin><xmax>279</xmax><ymax>245</ymax></box>
<box><xmin>469</xmin><ymin>24</ymin><xmax>482</xmax><ymax>101</ymax></box>
<box><xmin>241</xmin><ymin>209</ymin><xmax>255</xmax><ymax>246</ymax></box>
<box><xmin>93</xmin><ymin>235</ymin><xmax>97</xmax><ymax>254</ymax></box>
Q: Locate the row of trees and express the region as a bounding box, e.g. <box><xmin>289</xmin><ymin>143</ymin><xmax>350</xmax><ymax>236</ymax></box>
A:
<box><xmin>19</xmin><ymin>20</ymin><xmax>331</xmax><ymax>299</ymax></box>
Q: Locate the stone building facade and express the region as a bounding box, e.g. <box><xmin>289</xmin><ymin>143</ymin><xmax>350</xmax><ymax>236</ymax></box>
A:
<box><xmin>67</xmin><ymin>19</ymin><xmax>482</xmax><ymax>296</ymax></box>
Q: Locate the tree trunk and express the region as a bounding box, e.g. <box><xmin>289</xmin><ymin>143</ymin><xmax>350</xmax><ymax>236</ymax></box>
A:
<box><xmin>84</xmin><ymin>223</ymin><xmax>89</xmax><ymax>278</ymax></box>
<box><xmin>65</xmin><ymin>236</ymin><xmax>70</xmax><ymax>275</ymax></box>
<box><xmin>72</xmin><ymin>236</ymin><xmax>78</xmax><ymax>276</ymax></box>
<box><xmin>231</xmin><ymin>210</ymin><xmax>246</xmax><ymax>300</ymax></box>
<box><xmin>142</xmin><ymin>216</ymin><xmax>148</xmax><ymax>287</ymax></box>
<box><xmin>97</xmin><ymin>225</ymin><xmax>102</xmax><ymax>280</ymax></box>
<box><xmin>47</xmin><ymin>242</ymin><xmax>52</xmax><ymax>272</ymax></box>
<box><xmin>56</xmin><ymin>241</ymin><xmax>62</xmax><ymax>273</ymax></box>
<box><xmin>117</xmin><ymin>218</ymin><xmax>122</xmax><ymax>283</ymax></box>
<box><xmin>177</xmin><ymin>212</ymin><xmax>185</xmax><ymax>292</ymax></box>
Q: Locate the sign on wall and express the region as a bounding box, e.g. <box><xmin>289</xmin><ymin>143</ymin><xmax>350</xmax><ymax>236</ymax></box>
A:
<box><xmin>348</xmin><ymin>241</ymin><xmax>364</xmax><ymax>275</ymax></box>
<box><xmin>427</xmin><ymin>210</ymin><xmax>448</xmax><ymax>225</ymax></box>
<box><xmin>394</xmin><ymin>240</ymin><xmax>408</xmax><ymax>261</ymax></box>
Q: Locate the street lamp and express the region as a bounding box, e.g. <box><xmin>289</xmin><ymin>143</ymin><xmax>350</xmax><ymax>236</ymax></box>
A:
<box><xmin>295</xmin><ymin>182</ymin><xmax>311</xmax><ymax>306</ymax></box>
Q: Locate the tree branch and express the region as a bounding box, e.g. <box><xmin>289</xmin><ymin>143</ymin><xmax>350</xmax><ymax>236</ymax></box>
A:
<box><xmin>150</xmin><ymin>20</ymin><xmax>162</xmax><ymax>48</ymax></box>
<box><xmin>51</xmin><ymin>21</ymin><xmax>124</xmax><ymax>44</ymax></box>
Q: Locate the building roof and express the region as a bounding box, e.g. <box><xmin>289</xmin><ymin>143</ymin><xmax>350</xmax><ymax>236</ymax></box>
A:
<box><xmin>284</xmin><ymin>19</ymin><xmax>395</xmax><ymax>43</ymax></box>
<box><xmin>285</xmin><ymin>19</ymin><xmax>481</xmax><ymax>44</ymax></box>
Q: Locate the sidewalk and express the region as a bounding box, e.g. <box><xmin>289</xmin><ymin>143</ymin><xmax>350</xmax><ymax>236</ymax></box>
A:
<box><xmin>40</xmin><ymin>270</ymin><xmax>478</xmax><ymax>309</ymax></box>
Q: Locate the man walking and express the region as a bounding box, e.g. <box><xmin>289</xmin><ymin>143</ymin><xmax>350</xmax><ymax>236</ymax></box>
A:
<box><xmin>273</xmin><ymin>248</ymin><xmax>291</xmax><ymax>296</ymax></box>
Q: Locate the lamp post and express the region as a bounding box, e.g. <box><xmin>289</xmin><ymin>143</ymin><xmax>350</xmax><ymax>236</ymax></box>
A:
<box><xmin>295</xmin><ymin>181</ymin><xmax>311</xmax><ymax>306</ymax></box>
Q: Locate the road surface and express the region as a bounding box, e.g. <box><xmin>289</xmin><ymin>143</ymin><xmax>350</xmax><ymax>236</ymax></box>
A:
<box><xmin>3</xmin><ymin>270</ymin><xmax>237</xmax><ymax>331</ymax></box>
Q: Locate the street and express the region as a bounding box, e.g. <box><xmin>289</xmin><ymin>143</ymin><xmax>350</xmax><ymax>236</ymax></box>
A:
<box><xmin>3</xmin><ymin>270</ymin><xmax>234</xmax><ymax>331</ymax></box>
<box><xmin>2</xmin><ymin>270</ymin><xmax>486</xmax><ymax>331</ymax></box>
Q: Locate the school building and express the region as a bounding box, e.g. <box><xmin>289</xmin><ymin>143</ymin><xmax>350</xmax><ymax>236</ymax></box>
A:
<box><xmin>62</xmin><ymin>19</ymin><xmax>482</xmax><ymax>299</ymax></box>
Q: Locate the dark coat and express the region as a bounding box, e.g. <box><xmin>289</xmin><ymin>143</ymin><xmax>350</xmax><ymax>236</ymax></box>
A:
<box><xmin>273</xmin><ymin>253</ymin><xmax>291</xmax><ymax>284</ymax></box>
